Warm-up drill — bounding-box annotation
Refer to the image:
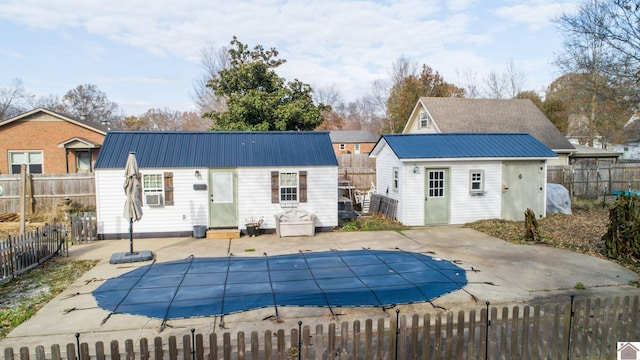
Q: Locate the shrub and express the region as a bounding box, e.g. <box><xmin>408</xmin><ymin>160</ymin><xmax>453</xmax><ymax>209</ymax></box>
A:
<box><xmin>601</xmin><ymin>195</ymin><xmax>640</xmax><ymax>262</ymax></box>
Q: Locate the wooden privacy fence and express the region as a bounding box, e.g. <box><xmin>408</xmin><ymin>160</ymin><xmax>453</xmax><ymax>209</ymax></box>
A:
<box><xmin>337</xmin><ymin>154</ymin><xmax>376</xmax><ymax>191</ymax></box>
<box><xmin>0</xmin><ymin>223</ymin><xmax>68</xmax><ymax>283</ymax></box>
<box><xmin>5</xmin><ymin>295</ymin><xmax>637</xmax><ymax>360</ymax></box>
<box><xmin>548</xmin><ymin>163</ymin><xmax>640</xmax><ymax>199</ymax></box>
<box><xmin>0</xmin><ymin>174</ymin><xmax>96</xmax><ymax>214</ymax></box>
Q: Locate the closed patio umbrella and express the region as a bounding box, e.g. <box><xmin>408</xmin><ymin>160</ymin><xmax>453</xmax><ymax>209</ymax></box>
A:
<box><xmin>123</xmin><ymin>152</ymin><xmax>143</xmax><ymax>254</ymax></box>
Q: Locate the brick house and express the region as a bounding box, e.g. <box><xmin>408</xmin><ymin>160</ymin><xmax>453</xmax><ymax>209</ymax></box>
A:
<box><xmin>0</xmin><ymin>108</ymin><xmax>107</xmax><ymax>174</ymax></box>
<box><xmin>329</xmin><ymin>130</ymin><xmax>379</xmax><ymax>155</ymax></box>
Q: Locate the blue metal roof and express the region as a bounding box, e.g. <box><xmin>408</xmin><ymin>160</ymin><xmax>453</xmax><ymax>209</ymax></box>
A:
<box><xmin>94</xmin><ymin>131</ymin><xmax>338</xmax><ymax>169</ymax></box>
<box><xmin>379</xmin><ymin>133</ymin><xmax>557</xmax><ymax>159</ymax></box>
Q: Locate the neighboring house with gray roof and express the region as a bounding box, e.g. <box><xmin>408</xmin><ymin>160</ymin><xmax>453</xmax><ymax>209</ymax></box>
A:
<box><xmin>329</xmin><ymin>130</ymin><xmax>379</xmax><ymax>155</ymax></box>
<box><xmin>402</xmin><ymin>97</ymin><xmax>575</xmax><ymax>166</ymax></box>
<box><xmin>94</xmin><ymin>131</ymin><xmax>338</xmax><ymax>239</ymax></box>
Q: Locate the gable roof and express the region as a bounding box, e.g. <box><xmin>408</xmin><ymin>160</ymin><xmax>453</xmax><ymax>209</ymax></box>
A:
<box><xmin>329</xmin><ymin>130</ymin><xmax>379</xmax><ymax>143</ymax></box>
<box><xmin>94</xmin><ymin>131</ymin><xmax>338</xmax><ymax>169</ymax></box>
<box><xmin>58</xmin><ymin>136</ymin><xmax>102</xmax><ymax>148</ymax></box>
<box><xmin>0</xmin><ymin>107</ymin><xmax>108</xmax><ymax>134</ymax></box>
<box><xmin>371</xmin><ymin>133</ymin><xmax>557</xmax><ymax>159</ymax></box>
<box><xmin>404</xmin><ymin>98</ymin><xmax>575</xmax><ymax>152</ymax></box>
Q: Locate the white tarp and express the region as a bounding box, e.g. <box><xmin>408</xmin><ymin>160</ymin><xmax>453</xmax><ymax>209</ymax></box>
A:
<box><xmin>546</xmin><ymin>183</ymin><xmax>572</xmax><ymax>215</ymax></box>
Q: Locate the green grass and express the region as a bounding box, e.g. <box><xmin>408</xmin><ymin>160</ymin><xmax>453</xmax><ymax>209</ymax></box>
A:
<box><xmin>575</xmin><ymin>282</ymin><xmax>586</xmax><ymax>290</ymax></box>
<box><xmin>0</xmin><ymin>259</ymin><xmax>98</xmax><ymax>338</ymax></box>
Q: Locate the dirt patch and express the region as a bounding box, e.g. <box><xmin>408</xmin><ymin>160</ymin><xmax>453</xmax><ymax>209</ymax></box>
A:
<box><xmin>465</xmin><ymin>201</ymin><xmax>640</xmax><ymax>273</ymax></box>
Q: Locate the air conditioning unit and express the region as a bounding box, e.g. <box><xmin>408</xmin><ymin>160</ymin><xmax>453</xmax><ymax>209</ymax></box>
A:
<box><xmin>145</xmin><ymin>193</ymin><xmax>163</xmax><ymax>206</ymax></box>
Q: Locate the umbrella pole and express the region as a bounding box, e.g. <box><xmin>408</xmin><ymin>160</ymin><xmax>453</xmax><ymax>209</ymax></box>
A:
<box><xmin>129</xmin><ymin>217</ymin><xmax>134</xmax><ymax>254</ymax></box>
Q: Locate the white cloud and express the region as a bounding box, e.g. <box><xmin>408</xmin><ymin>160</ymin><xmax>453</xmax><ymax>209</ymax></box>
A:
<box><xmin>493</xmin><ymin>1</ymin><xmax>575</xmax><ymax>31</ymax></box>
<box><xmin>0</xmin><ymin>0</ymin><xmax>571</xmax><ymax>113</ymax></box>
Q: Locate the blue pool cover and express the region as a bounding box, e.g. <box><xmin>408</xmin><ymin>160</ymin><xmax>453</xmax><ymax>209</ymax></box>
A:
<box><xmin>93</xmin><ymin>249</ymin><xmax>466</xmax><ymax>321</ymax></box>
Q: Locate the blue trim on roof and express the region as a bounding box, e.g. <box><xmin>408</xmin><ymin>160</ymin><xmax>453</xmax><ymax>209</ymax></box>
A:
<box><xmin>380</xmin><ymin>133</ymin><xmax>557</xmax><ymax>159</ymax></box>
<box><xmin>95</xmin><ymin>131</ymin><xmax>338</xmax><ymax>169</ymax></box>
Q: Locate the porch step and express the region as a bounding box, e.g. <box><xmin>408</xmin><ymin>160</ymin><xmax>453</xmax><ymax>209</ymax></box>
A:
<box><xmin>206</xmin><ymin>229</ymin><xmax>240</xmax><ymax>239</ymax></box>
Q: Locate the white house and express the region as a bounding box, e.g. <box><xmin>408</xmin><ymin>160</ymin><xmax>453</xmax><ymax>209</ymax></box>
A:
<box><xmin>369</xmin><ymin>133</ymin><xmax>558</xmax><ymax>225</ymax></box>
<box><xmin>402</xmin><ymin>97</ymin><xmax>575</xmax><ymax>166</ymax></box>
<box><xmin>94</xmin><ymin>131</ymin><xmax>338</xmax><ymax>239</ymax></box>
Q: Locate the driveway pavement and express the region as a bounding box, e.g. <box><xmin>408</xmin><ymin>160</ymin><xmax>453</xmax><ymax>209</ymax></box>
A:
<box><xmin>1</xmin><ymin>226</ymin><xmax>638</xmax><ymax>351</ymax></box>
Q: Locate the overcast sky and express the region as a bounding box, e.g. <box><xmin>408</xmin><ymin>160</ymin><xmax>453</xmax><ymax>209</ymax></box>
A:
<box><xmin>0</xmin><ymin>0</ymin><xmax>578</xmax><ymax>116</ymax></box>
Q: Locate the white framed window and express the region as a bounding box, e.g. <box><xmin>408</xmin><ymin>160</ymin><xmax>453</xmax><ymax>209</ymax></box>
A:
<box><xmin>469</xmin><ymin>170</ymin><xmax>485</xmax><ymax>193</ymax></box>
<box><xmin>428</xmin><ymin>170</ymin><xmax>446</xmax><ymax>197</ymax></box>
<box><xmin>392</xmin><ymin>167</ymin><xmax>399</xmax><ymax>191</ymax></box>
<box><xmin>339</xmin><ymin>144</ymin><xmax>345</xmax><ymax>151</ymax></box>
<box><xmin>9</xmin><ymin>151</ymin><xmax>43</xmax><ymax>174</ymax></box>
<box><xmin>420</xmin><ymin>111</ymin><xmax>431</xmax><ymax>128</ymax></box>
<box><xmin>143</xmin><ymin>173</ymin><xmax>164</xmax><ymax>206</ymax></box>
<box><xmin>354</xmin><ymin>143</ymin><xmax>361</xmax><ymax>154</ymax></box>
<box><xmin>271</xmin><ymin>171</ymin><xmax>307</xmax><ymax>205</ymax></box>
<box><xmin>279</xmin><ymin>172</ymin><xmax>298</xmax><ymax>202</ymax></box>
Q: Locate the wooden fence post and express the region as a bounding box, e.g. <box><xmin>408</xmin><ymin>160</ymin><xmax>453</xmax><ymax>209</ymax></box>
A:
<box><xmin>3</xmin><ymin>296</ymin><xmax>639</xmax><ymax>360</ymax></box>
<box><xmin>153</xmin><ymin>337</ymin><xmax>163</xmax><ymax>360</ymax></box>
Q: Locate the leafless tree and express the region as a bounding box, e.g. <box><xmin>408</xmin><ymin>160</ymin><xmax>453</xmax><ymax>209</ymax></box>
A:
<box><xmin>483</xmin><ymin>59</ymin><xmax>527</xmax><ymax>99</ymax></box>
<box><xmin>0</xmin><ymin>79</ymin><xmax>33</xmax><ymax>120</ymax></box>
<box><xmin>314</xmin><ymin>85</ymin><xmax>343</xmax><ymax>108</ymax></box>
<box><xmin>61</xmin><ymin>84</ymin><xmax>119</xmax><ymax>124</ymax></box>
<box><xmin>553</xmin><ymin>0</ymin><xmax>637</xmax><ymax>145</ymax></box>
<box><xmin>191</xmin><ymin>43</ymin><xmax>230</xmax><ymax>116</ymax></box>
<box><xmin>456</xmin><ymin>69</ymin><xmax>482</xmax><ymax>99</ymax></box>
<box><xmin>390</xmin><ymin>57</ymin><xmax>418</xmax><ymax>85</ymax></box>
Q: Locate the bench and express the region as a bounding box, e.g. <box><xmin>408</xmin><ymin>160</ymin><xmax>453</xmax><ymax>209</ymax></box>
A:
<box><xmin>274</xmin><ymin>209</ymin><xmax>317</xmax><ymax>237</ymax></box>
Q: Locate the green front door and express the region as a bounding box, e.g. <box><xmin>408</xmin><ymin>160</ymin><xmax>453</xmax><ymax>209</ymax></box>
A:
<box><xmin>425</xmin><ymin>168</ymin><xmax>449</xmax><ymax>225</ymax></box>
<box><xmin>209</xmin><ymin>169</ymin><xmax>238</xmax><ymax>228</ymax></box>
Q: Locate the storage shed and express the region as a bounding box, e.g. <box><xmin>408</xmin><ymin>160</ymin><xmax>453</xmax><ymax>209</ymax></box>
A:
<box><xmin>369</xmin><ymin>133</ymin><xmax>557</xmax><ymax>225</ymax></box>
<box><xmin>94</xmin><ymin>131</ymin><xmax>338</xmax><ymax>239</ymax></box>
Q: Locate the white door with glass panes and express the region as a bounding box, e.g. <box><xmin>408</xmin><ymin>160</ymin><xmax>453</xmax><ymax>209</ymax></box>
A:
<box><xmin>209</xmin><ymin>169</ymin><xmax>238</xmax><ymax>228</ymax></box>
<box><xmin>424</xmin><ymin>168</ymin><xmax>449</xmax><ymax>225</ymax></box>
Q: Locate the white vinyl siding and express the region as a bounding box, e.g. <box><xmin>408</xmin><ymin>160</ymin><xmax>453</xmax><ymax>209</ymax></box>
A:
<box><xmin>372</xmin><ymin>146</ymin><xmax>406</xmax><ymax>221</ymax></box>
<box><xmin>373</xmin><ymin>141</ymin><xmax>509</xmax><ymax>226</ymax></box>
<box><xmin>96</xmin><ymin>168</ymin><xmax>208</xmax><ymax>236</ymax></box>
<box><xmin>404</xmin><ymin>106</ymin><xmax>440</xmax><ymax>134</ymax></box>
<box><xmin>448</xmin><ymin>162</ymin><xmax>502</xmax><ymax>224</ymax></box>
<box><xmin>97</xmin><ymin>166</ymin><xmax>338</xmax><ymax>237</ymax></box>
<box><xmin>397</xmin><ymin>161</ymin><xmax>502</xmax><ymax>226</ymax></box>
<box><xmin>238</xmin><ymin>166</ymin><xmax>338</xmax><ymax>229</ymax></box>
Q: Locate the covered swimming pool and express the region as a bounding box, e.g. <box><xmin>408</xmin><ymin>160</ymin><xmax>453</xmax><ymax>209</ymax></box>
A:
<box><xmin>93</xmin><ymin>249</ymin><xmax>467</xmax><ymax>322</ymax></box>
